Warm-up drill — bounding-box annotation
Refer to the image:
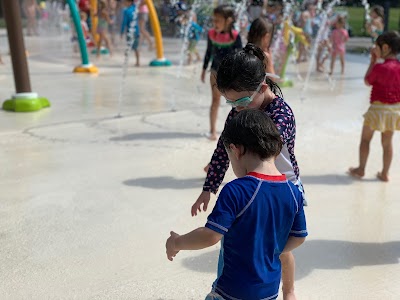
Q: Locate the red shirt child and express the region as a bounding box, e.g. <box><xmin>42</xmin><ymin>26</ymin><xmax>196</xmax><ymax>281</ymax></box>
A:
<box><xmin>365</xmin><ymin>58</ymin><xmax>400</xmax><ymax>104</ymax></box>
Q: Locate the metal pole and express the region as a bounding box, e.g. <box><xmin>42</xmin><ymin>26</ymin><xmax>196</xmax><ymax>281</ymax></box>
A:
<box><xmin>1</xmin><ymin>0</ymin><xmax>50</xmax><ymax>112</ymax></box>
<box><xmin>383</xmin><ymin>1</ymin><xmax>390</xmax><ymax>32</ymax></box>
<box><xmin>2</xmin><ymin>0</ymin><xmax>32</xmax><ymax>93</ymax></box>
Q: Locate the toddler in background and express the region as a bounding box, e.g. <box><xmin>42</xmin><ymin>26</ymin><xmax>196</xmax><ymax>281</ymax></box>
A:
<box><xmin>349</xmin><ymin>31</ymin><xmax>400</xmax><ymax>182</ymax></box>
<box><xmin>366</xmin><ymin>5</ymin><xmax>384</xmax><ymax>43</ymax></box>
<box><xmin>330</xmin><ymin>15</ymin><xmax>349</xmax><ymax>75</ymax></box>
<box><xmin>181</xmin><ymin>11</ymin><xmax>202</xmax><ymax>64</ymax></box>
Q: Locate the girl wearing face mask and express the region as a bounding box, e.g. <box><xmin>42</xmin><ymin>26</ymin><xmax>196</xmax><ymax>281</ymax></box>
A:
<box><xmin>193</xmin><ymin>43</ymin><xmax>306</xmax><ymax>300</ymax></box>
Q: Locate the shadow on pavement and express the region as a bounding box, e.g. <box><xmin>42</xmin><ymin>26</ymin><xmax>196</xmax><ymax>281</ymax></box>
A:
<box><xmin>300</xmin><ymin>174</ymin><xmax>377</xmax><ymax>185</ymax></box>
<box><xmin>123</xmin><ymin>176</ymin><xmax>204</xmax><ymax>189</ymax></box>
<box><xmin>111</xmin><ymin>132</ymin><xmax>202</xmax><ymax>141</ymax></box>
<box><xmin>182</xmin><ymin>240</ymin><xmax>400</xmax><ymax>280</ymax></box>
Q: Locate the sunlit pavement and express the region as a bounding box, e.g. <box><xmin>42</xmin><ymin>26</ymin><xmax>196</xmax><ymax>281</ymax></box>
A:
<box><xmin>0</xmin><ymin>34</ymin><xmax>399</xmax><ymax>299</ymax></box>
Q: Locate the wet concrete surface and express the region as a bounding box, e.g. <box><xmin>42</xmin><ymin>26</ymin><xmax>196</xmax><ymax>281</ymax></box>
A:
<box><xmin>0</xmin><ymin>34</ymin><xmax>399</xmax><ymax>299</ymax></box>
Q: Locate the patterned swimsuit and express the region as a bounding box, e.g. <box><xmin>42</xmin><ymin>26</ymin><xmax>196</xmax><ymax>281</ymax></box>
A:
<box><xmin>203</xmin><ymin>29</ymin><xmax>242</xmax><ymax>72</ymax></box>
<box><xmin>203</xmin><ymin>97</ymin><xmax>300</xmax><ymax>194</ymax></box>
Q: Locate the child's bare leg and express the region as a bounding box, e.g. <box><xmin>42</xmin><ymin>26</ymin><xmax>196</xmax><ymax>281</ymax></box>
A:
<box><xmin>209</xmin><ymin>73</ymin><xmax>220</xmax><ymax>140</ymax></box>
<box><xmin>188</xmin><ymin>52</ymin><xmax>192</xmax><ymax>65</ymax></box>
<box><xmin>96</xmin><ymin>36</ymin><xmax>103</xmax><ymax>57</ymax></box>
<box><xmin>195</xmin><ymin>50</ymin><xmax>201</xmax><ymax>62</ymax></box>
<box><xmin>139</xmin><ymin>19</ymin><xmax>153</xmax><ymax>49</ymax></box>
<box><xmin>316</xmin><ymin>45</ymin><xmax>323</xmax><ymax>72</ymax></box>
<box><xmin>329</xmin><ymin>53</ymin><xmax>336</xmax><ymax>75</ymax></box>
<box><xmin>340</xmin><ymin>53</ymin><xmax>345</xmax><ymax>74</ymax></box>
<box><xmin>349</xmin><ymin>125</ymin><xmax>374</xmax><ymax>178</ymax></box>
<box><xmin>134</xmin><ymin>49</ymin><xmax>140</xmax><ymax>66</ymax></box>
<box><xmin>280</xmin><ymin>252</ymin><xmax>297</xmax><ymax>300</ymax></box>
<box><xmin>321</xmin><ymin>53</ymin><xmax>329</xmax><ymax>65</ymax></box>
<box><xmin>378</xmin><ymin>130</ymin><xmax>394</xmax><ymax>181</ymax></box>
<box><xmin>103</xmin><ymin>34</ymin><xmax>112</xmax><ymax>56</ymax></box>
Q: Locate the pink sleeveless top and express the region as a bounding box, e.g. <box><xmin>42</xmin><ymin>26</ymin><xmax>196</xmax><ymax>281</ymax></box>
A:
<box><xmin>139</xmin><ymin>4</ymin><xmax>149</xmax><ymax>13</ymax></box>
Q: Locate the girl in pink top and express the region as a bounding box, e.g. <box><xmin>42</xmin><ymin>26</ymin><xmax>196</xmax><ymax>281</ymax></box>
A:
<box><xmin>329</xmin><ymin>16</ymin><xmax>349</xmax><ymax>75</ymax></box>
<box><xmin>138</xmin><ymin>0</ymin><xmax>154</xmax><ymax>50</ymax></box>
<box><xmin>349</xmin><ymin>31</ymin><xmax>400</xmax><ymax>182</ymax></box>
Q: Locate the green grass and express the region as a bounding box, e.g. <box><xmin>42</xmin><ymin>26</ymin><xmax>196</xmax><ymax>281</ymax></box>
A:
<box><xmin>336</xmin><ymin>6</ymin><xmax>400</xmax><ymax>36</ymax></box>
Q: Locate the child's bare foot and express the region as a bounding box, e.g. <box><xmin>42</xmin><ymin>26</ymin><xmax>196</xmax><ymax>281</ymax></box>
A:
<box><xmin>283</xmin><ymin>291</ymin><xmax>297</xmax><ymax>300</ymax></box>
<box><xmin>376</xmin><ymin>172</ymin><xmax>389</xmax><ymax>182</ymax></box>
<box><xmin>347</xmin><ymin>167</ymin><xmax>364</xmax><ymax>179</ymax></box>
<box><xmin>208</xmin><ymin>133</ymin><xmax>218</xmax><ymax>141</ymax></box>
<box><xmin>135</xmin><ymin>63</ymin><xmax>140</xmax><ymax>67</ymax></box>
<box><xmin>203</xmin><ymin>164</ymin><xmax>210</xmax><ymax>173</ymax></box>
<box><xmin>316</xmin><ymin>66</ymin><xmax>324</xmax><ymax>72</ymax></box>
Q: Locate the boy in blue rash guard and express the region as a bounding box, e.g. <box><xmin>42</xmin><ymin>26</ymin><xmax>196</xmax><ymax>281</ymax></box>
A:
<box><xmin>120</xmin><ymin>0</ymin><xmax>140</xmax><ymax>66</ymax></box>
<box><xmin>166</xmin><ymin>109</ymin><xmax>307</xmax><ymax>300</ymax></box>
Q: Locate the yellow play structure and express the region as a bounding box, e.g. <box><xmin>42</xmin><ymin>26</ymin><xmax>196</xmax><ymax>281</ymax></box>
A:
<box><xmin>89</xmin><ymin>0</ymin><xmax>171</xmax><ymax>66</ymax></box>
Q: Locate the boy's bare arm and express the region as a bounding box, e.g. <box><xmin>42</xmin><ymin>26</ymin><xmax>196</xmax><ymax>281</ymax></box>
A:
<box><xmin>281</xmin><ymin>236</ymin><xmax>306</xmax><ymax>254</ymax></box>
<box><xmin>166</xmin><ymin>227</ymin><xmax>222</xmax><ymax>261</ymax></box>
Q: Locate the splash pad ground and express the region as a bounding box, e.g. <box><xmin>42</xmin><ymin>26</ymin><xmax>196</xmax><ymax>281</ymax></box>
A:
<box><xmin>0</xmin><ymin>33</ymin><xmax>399</xmax><ymax>299</ymax></box>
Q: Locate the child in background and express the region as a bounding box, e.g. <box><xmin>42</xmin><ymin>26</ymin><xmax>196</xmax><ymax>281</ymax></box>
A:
<box><xmin>120</xmin><ymin>0</ymin><xmax>141</xmax><ymax>66</ymax></box>
<box><xmin>96</xmin><ymin>0</ymin><xmax>114</xmax><ymax>57</ymax></box>
<box><xmin>194</xmin><ymin>44</ymin><xmax>307</xmax><ymax>300</ymax></box>
<box><xmin>167</xmin><ymin>109</ymin><xmax>307</xmax><ymax>300</ymax></box>
<box><xmin>349</xmin><ymin>31</ymin><xmax>400</xmax><ymax>182</ymax></box>
<box><xmin>329</xmin><ymin>16</ymin><xmax>349</xmax><ymax>75</ymax></box>
<box><xmin>247</xmin><ymin>17</ymin><xmax>276</xmax><ymax>78</ymax></box>
<box><xmin>316</xmin><ymin>14</ymin><xmax>332</xmax><ymax>72</ymax></box>
<box><xmin>366</xmin><ymin>5</ymin><xmax>384</xmax><ymax>43</ymax></box>
<box><xmin>138</xmin><ymin>0</ymin><xmax>154</xmax><ymax>50</ymax></box>
<box><xmin>72</xmin><ymin>11</ymin><xmax>93</xmax><ymax>53</ymax></box>
<box><xmin>80</xmin><ymin>12</ymin><xmax>94</xmax><ymax>47</ymax></box>
<box><xmin>184</xmin><ymin>12</ymin><xmax>203</xmax><ymax>65</ymax></box>
<box><xmin>23</xmin><ymin>0</ymin><xmax>40</xmax><ymax>36</ymax></box>
<box><xmin>78</xmin><ymin>0</ymin><xmax>91</xmax><ymax>29</ymax></box>
<box><xmin>107</xmin><ymin>0</ymin><xmax>118</xmax><ymax>45</ymax></box>
<box><xmin>202</xmin><ymin>5</ymin><xmax>243</xmax><ymax>141</ymax></box>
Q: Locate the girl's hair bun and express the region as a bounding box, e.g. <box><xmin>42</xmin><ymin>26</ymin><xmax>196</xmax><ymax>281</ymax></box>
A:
<box><xmin>244</xmin><ymin>43</ymin><xmax>266</xmax><ymax>63</ymax></box>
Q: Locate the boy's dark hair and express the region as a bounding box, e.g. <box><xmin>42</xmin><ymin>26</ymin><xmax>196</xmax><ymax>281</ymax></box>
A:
<box><xmin>247</xmin><ymin>18</ymin><xmax>275</xmax><ymax>50</ymax></box>
<box><xmin>371</xmin><ymin>5</ymin><xmax>384</xmax><ymax>19</ymax></box>
<box><xmin>376</xmin><ymin>31</ymin><xmax>400</xmax><ymax>55</ymax></box>
<box><xmin>221</xmin><ymin>109</ymin><xmax>282</xmax><ymax>160</ymax></box>
<box><xmin>216</xmin><ymin>43</ymin><xmax>283</xmax><ymax>98</ymax></box>
<box><xmin>213</xmin><ymin>4</ymin><xmax>236</xmax><ymax>39</ymax></box>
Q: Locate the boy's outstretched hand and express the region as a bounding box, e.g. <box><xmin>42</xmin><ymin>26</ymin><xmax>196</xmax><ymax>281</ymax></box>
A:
<box><xmin>166</xmin><ymin>231</ymin><xmax>180</xmax><ymax>261</ymax></box>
